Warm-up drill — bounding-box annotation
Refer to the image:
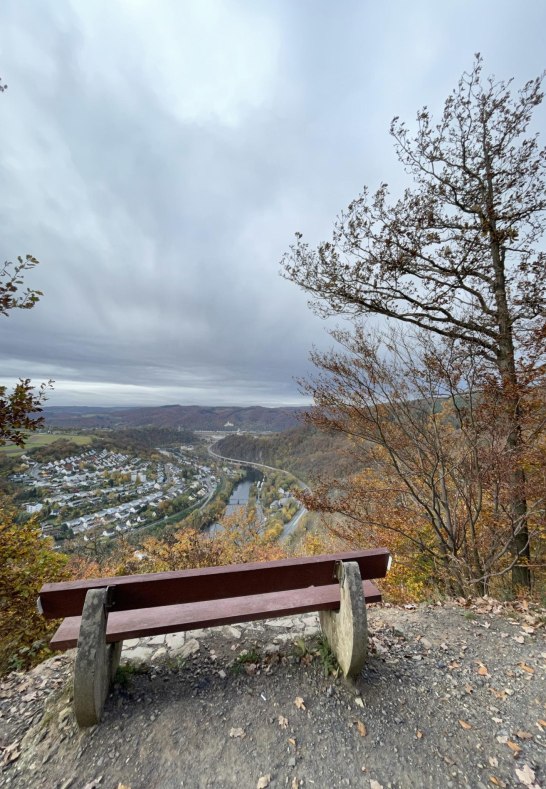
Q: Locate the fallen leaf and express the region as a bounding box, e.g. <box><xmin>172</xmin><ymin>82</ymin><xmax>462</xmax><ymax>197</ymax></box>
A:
<box><xmin>478</xmin><ymin>665</ymin><xmax>490</xmax><ymax>677</ymax></box>
<box><xmin>518</xmin><ymin>662</ymin><xmax>534</xmax><ymax>674</ymax></box>
<box><xmin>278</xmin><ymin>715</ymin><xmax>288</xmax><ymax>729</ymax></box>
<box><xmin>515</xmin><ymin>730</ymin><xmax>533</xmax><ymax>740</ymax></box>
<box><xmin>117</xmin><ymin>785</ymin><xmax>132</xmax><ymax>789</ymax></box>
<box><xmin>288</xmin><ymin>737</ymin><xmax>296</xmax><ymax>748</ymax></box>
<box><xmin>521</xmin><ymin>625</ymin><xmax>535</xmax><ymax>634</ymax></box>
<box><xmin>355</xmin><ymin>697</ymin><xmax>364</xmax><ymax>708</ymax></box>
<box><xmin>291</xmin><ymin>779</ymin><xmax>299</xmax><ymax>789</ymax></box>
<box><xmin>449</xmin><ymin>661</ymin><xmax>461</xmax><ymax>670</ymax></box>
<box><xmin>229</xmin><ymin>727</ymin><xmax>246</xmax><ymax>739</ymax></box>
<box><xmin>294</xmin><ymin>697</ymin><xmax>306</xmax><ymax>711</ymax></box>
<box><xmin>459</xmin><ymin>719</ymin><xmax>473</xmax><ymax>730</ymax></box>
<box><xmin>416</xmin><ymin>730</ymin><xmax>424</xmax><ymax>739</ymax></box>
<box><xmin>355</xmin><ymin>720</ymin><xmax>367</xmax><ymax>737</ymax></box>
<box><xmin>257</xmin><ymin>776</ymin><xmax>271</xmax><ymax>789</ymax></box>
<box><xmin>488</xmin><ymin>757</ymin><xmax>498</xmax><ymax>767</ymax></box>
<box><xmin>497</xmin><ymin>735</ymin><xmax>508</xmax><ymax>744</ymax></box>
<box><xmin>370</xmin><ymin>781</ymin><xmax>384</xmax><ymax>789</ymax></box>
<box><xmin>489</xmin><ymin>777</ymin><xmax>505</xmax><ymax>787</ymax></box>
<box><xmin>515</xmin><ymin>764</ymin><xmax>538</xmax><ymax>787</ymax></box>
<box><xmin>1</xmin><ymin>742</ymin><xmax>21</xmax><ymax>766</ymax></box>
<box><xmin>513</xmin><ymin>636</ymin><xmax>525</xmax><ymax>644</ymax></box>
<box><xmin>465</xmin><ymin>683</ymin><xmax>474</xmax><ymax>694</ymax></box>
<box><xmin>536</xmin><ymin>719</ymin><xmax>546</xmax><ymax>730</ymax></box>
<box><xmin>490</xmin><ymin>688</ymin><xmax>506</xmax><ymax>700</ymax></box>
<box><xmin>506</xmin><ymin>740</ymin><xmax>522</xmax><ymax>756</ymax></box>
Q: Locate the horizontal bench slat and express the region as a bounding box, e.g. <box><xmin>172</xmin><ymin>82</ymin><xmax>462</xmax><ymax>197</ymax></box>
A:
<box><xmin>50</xmin><ymin>580</ymin><xmax>382</xmax><ymax>650</ymax></box>
<box><xmin>39</xmin><ymin>549</ymin><xmax>390</xmax><ymax>619</ymax></box>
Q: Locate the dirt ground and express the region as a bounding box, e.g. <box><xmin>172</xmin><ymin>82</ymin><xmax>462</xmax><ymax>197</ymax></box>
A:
<box><xmin>1</xmin><ymin>600</ymin><xmax>544</xmax><ymax>789</ymax></box>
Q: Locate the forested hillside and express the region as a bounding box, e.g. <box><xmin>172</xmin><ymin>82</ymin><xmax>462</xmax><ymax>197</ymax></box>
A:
<box><xmin>215</xmin><ymin>425</ymin><xmax>358</xmax><ymax>483</ymax></box>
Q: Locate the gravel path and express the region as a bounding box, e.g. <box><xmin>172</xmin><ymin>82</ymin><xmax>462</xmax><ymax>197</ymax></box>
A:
<box><xmin>1</xmin><ymin>599</ymin><xmax>544</xmax><ymax>789</ymax></box>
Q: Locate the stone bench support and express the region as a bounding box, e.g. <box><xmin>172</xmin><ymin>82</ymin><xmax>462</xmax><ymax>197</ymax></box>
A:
<box><xmin>319</xmin><ymin>560</ymin><xmax>368</xmax><ymax>678</ymax></box>
<box><xmin>73</xmin><ymin>588</ymin><xmax>122</xmax><ymax>727</ymax></box>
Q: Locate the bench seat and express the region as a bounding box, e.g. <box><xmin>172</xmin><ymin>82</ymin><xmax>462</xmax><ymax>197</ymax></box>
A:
<box><xmin>50</xmin><ymin>579</ymin><xmax>382</xmax><ymax>650</ymax></box>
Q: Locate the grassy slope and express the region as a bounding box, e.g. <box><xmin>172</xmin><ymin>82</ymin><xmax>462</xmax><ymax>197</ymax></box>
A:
<box><xmin>0</xmin><ymin>433</ymin><xmax>92</xmax><ymax>457</ymax></box>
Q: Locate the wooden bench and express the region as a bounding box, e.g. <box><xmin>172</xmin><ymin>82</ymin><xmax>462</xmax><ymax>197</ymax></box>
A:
<box><xmin>38</xmin><ymin>548</ymin><xmax>391</xmax><ymax>727</ymax></box>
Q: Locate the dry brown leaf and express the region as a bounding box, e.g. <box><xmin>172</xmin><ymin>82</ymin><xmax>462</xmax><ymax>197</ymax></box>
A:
<box><xmin>518</xmin><ymin>662</ymin><xmax>534</xmax><ymax>674</ymax></box>
<box><xmin>513</xmin><ymin>635</ymin><xmax>525</xmax><ymax>644</ymax></box>
<box><xmin>257</xmin><ymin>776</ymin><xmax>271</xmax><ymax>789</ymax></box>
<box><xmin>478</xmin><ymin>665</ymin><xmax>490</xmax><ymax>677</ymax></box>
<box><xmin>416</xmin><ymin>730</ymin><xmax>424</xmax><ymax>739</ymax></box>
<box><xmin>490</xmin><ymin>688</ymin><xmax>506</xmax><ymax>700</ymax></box>
<box><xmin>229</xmin><ymin>727</ymin><xmax>246</xmax><ymax>739</ymax></box>
<box><xmin>506</xmin><ymin>740</ymin><xmax>522</xmax><ymax>755</ymax></box>
<box><xmin>355</xmin><ymin>720</ymin><xmax>367</xmax><ymax>737</ymax></box>
<box><xmin>117</xmin><ymin>785</ymin><xmax>132</xmax><ymax>789</ymax></box>
<box><xmin>489</xmin><ymin>776</ymin><xmax>505</xmax><ymax>787</ymax></box>
<box><xmin>459</xmin><ymin>719</ymin><xmax>472</xmax><ymax>730</ymax></box>
<box><xmin>294</xmin><ymin>697</ymin><xmax>306</xmax><ymax>711</ymax></box>
<box><xmin>1</xmin><ymin>742</ymin><xmax>21</xmax><ymax>766</ymax></box>
<box><xmin>288</xmin><ymin>738</ymin><xmax>296</xmax><ymax>748</ymax></box>
<box><xmin>278</xmin><ymin>715</ymin><xmax>288</xmax><ymax>729</ymax></box>
<box><xmin>536</xmin><ymin>719</ymin><xmax>546</xmax><ymax>730</ymax></box>
<box><xmin>515</xmin><ymin>730</ymin><xmax>533</xmax><ymax>740</ymax></box>
<box><xmin>488</xmin><ymin>757</ymin><xmax>498</xmax><ymax>767</ymax></box>
<box><xmin>464</xmin><ymin>683</ymin><xmax>474</xmax><ymax>694</ymax></box>
<box><xmin>291</xmin><ymin>779</ymin><xmax>299</xmax><ymax>789</ymax></box>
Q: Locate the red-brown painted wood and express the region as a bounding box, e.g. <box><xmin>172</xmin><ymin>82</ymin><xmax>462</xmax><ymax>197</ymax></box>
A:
<box><xmin>39</xmin><ymin>549</ymin><xmax>390</xmax><ymax>619</ymax></box>
<box><xmin>49</xmin><ymin>580</ymin><xmax>382</xmax><ymax>650</ymax></box>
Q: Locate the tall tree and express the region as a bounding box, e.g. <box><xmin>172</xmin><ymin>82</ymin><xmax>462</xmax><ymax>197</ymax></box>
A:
<box><xmin>282</xmin><ymin>57</ymin><xmax>546</xmax><ymax>588</ymax></box>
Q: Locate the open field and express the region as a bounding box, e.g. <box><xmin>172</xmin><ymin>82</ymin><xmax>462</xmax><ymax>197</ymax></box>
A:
<box><xmin>0</xmin><ymin>432</ymin><xmax>92</xmax><ymax>457</ymax></box>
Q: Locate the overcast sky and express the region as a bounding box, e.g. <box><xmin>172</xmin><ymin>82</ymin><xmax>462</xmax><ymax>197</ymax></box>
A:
<box><xmin>1</xmin><ymin>1</ymin><xmax>545</xmax><ymax>407</ymax></box>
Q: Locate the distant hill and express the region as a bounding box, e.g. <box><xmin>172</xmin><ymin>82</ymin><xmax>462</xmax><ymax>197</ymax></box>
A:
<box><xmin>42</xmin><ymin>405</ymin><xmax>307</xmax><ymax>432</ymax></box>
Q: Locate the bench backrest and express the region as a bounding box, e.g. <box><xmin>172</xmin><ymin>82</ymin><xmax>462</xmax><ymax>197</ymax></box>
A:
<box><xmin>39</xmin><ymin>548</ymin><xmax>390</xmax><ymax>619</ymax></box>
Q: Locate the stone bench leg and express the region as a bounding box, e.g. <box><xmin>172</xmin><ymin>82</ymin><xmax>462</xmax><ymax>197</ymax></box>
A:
<box><xmin>319</xmin><ymin>560</ymin><xmax>368</xmax><ymax>678</ymax></box>
<box><xmin>73</xmin><ymin>588</ymin><xmax>122</xmax><ymax>727</ymax></box>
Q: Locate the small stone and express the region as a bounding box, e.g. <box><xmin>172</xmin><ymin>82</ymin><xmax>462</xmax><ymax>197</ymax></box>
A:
<box><xmin>147</xmin><ymin>635</ymin><xmax>167</xmax><ymax>646</ymax></box>
<box><xmin>179</xmin><ymin>639</ymin><xmax>200</xmax><ymax>659</ymax></box>
<box><xmin>165</xmin><ymin>632</ymin><xmax>186</xmax><ymax>653</ymax></box>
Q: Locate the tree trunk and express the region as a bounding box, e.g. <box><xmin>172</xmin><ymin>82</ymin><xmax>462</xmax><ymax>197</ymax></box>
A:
<box><xmin>490</xmin><ymin>242</ymin><xmax>531</xmax><ymax>589</ymax></box>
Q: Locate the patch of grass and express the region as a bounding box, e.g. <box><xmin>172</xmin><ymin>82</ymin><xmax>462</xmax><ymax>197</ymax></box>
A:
<box><xmin>232</xmin><ymin>647</ymin><xmax>261</xmax><ymax>674</ymax></box>
<box><xmin>114</xmin><ymin>661</ymin><xmax>148</xmax><ymax>688</ymax></box>
<box><xmin>314</xmin><ymin>635</ymin><xmax>339</xmax><ymax>677</ymax></box>
<box><xmin>463</xmin><ymin>611</ymin><xmax>477</xmax><ymax>620</ymax></box>
<box><xmin>293</xmin><ymin>637</ymin><xmax>309</xmax><ymax>658</ymax></box>
<box><xmin>7</xmin><ymin>639</ymin><xmax>49</xmax><ymax>672</ymax></box>
<box><xmin>0</xmin><ymin>432</ymin><xmax>92</xmax><ymax>456</ymax></box>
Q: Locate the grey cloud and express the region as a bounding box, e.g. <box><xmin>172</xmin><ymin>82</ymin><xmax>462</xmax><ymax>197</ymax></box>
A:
<box><xmin>1</xmin><ymin>0</ymin><xmax>545</xmax><ymax>405</ymax></box>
